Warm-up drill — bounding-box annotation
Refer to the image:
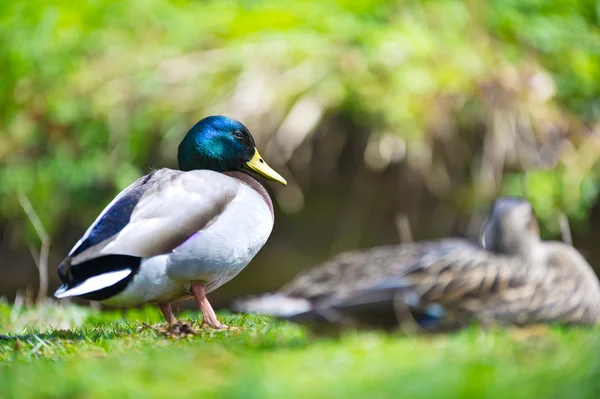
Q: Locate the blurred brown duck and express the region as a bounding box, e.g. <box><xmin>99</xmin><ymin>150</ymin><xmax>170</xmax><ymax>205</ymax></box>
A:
<box><xmin>233</xmin><ymin>197</ymin><xmax>600</xmax><ymax>331</ymax></box>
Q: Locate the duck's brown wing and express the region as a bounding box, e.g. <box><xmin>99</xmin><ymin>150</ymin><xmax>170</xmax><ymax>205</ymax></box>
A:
<box><xmin>326</xmin><ymin>242</ymin><xmax>599</xmax><ymax>330</ymax></box>
<box><xmin>281</xmin><ymin>239</ymin><xmax>470</xmax><ymax>301</ymax></box>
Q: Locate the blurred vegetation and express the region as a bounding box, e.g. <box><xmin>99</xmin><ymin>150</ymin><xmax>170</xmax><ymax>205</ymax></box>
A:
<box><xmin>1</xmin><ymin>303</ymin><xmax>600</xmax><ymax>398</ymax></box>
<box><xmin>2</xmin><ymin>0</ymin><xmax>600</xmax><ymax>298</ymax></box>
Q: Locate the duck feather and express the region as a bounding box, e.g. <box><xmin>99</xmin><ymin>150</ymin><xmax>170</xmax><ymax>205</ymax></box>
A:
<box><xmin>234</xmin><ymin>238</ymin><xmax>600</xmax><ymax>330</ymax></box>
<box><xmin>68</xmin><ymin>169</ymin><xmax>237</xmax><ymax>265</ymax></box>
<box><xmin>59</xmin><ymin>168</ymin><xmax>246</xmax><ymax>291</ymax></box>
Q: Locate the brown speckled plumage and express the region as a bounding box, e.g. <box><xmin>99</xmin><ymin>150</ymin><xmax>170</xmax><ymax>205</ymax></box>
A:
<box><xmin>233</xmin><ymin>197</ymin><xmax>600</xmax><ymax>332</ymax></box>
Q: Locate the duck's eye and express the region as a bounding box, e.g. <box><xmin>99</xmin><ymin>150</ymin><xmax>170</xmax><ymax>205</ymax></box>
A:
<box><xmin>233</xmin><ymin>131</ymin><xmax>244</xmax><ymax>139</ymax></box>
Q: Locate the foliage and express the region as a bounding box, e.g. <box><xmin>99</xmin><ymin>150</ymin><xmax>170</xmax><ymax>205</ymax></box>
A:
<box><xmin>1</xmin><ymin>303</ymin><xmax>600</xmax><ymax>398</ymax></box>
<box><xmin>2</xmin><ymin>0</ymin><xmax>600</xmax><ymax>248</ymax></box>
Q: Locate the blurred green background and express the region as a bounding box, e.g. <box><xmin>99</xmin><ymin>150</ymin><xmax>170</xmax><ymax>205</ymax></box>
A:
<box><xmin>2</xmin><ymin>0</ymin><xmax>600</xmax><ymax>307</ymax></box>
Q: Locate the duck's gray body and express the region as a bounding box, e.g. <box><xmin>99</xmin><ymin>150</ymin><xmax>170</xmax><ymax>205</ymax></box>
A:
<box><xmin>55</xmin><ymin>169</ymin><xmax>274</xmax><ymax>306</ymax></box>
<box><xmin>234</xmin><ymin>198</ymin><xmax>600</xmax><ymax>331</ymax></box>
<box><xmin>380</xmin><ymin>241</ymin><xmax>600</xmax><ymax>329</ymax></box>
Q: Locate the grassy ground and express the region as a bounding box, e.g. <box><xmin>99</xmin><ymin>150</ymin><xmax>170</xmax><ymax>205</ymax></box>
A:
<box><xmin>0</xmin><ymin>302</ymin><xmax>599</xmax><ymax>399</ymax></box>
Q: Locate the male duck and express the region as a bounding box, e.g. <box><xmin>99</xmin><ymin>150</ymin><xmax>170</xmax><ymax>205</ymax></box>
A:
<box><xmin>55</xmin><ymin>116</ymin><xmax>287</xmax><ymax>329</ymax></box>
<box><xmin>234</xmin><ymin>197</ymin><xmax>600</xmax><ymax>331</ymax></box>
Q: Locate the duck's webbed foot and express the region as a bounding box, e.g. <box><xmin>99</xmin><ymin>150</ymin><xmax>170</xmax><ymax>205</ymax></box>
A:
<box><xmin>199</xmin><ymin>320</ymin><xmax>239</xmax><ymax>330</ymax></box>
<box><xmin>191</xmin><ymin>283</ymin><xmax>240</xmax><ymax>331</ymax></box>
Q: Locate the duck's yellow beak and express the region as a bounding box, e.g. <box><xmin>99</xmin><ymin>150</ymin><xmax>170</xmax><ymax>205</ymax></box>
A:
<box><xmin>244</xmin><ymin>149</ymin><xmax>287</xmax><ymax>185</ymax></box>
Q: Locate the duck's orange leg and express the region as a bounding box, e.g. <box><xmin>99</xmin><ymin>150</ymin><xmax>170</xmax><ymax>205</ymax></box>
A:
<box><xmin>157</xmin><ymin>302</ymin><xmax>177</xmax><ymax>324</ymax></box>
<box><xmin>190</xmin><ymin>283</ymin><xmax>229</xmax><ymax>329</ymax></box>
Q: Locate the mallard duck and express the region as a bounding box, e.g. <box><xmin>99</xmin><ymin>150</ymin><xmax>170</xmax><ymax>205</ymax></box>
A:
<box><xmin>54</xmin><ymin>115</ymin><xmax>287</xmax><ymax>329</ymax></box>
<box><xmin>233</xmin><ymin>197</ymin><xmax>600</xmax><ymax>331</ymax></box>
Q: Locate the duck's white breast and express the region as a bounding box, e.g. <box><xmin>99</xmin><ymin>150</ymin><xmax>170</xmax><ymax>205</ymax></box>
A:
<box><xmin>164</xmin><ymin>179</ymin><xmax>274</xmax><ymax>293</ymax></box>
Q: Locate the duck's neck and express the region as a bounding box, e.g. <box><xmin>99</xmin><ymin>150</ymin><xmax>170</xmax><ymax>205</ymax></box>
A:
<box><xmin>223</xmin><ymin>171</ymin><xmax>274</xmax><ymax>219</ymax></box>
<box><xmin>520</xmin><ymin>241</ymin><xmax>546</xmax><ymax>264</ymax></box>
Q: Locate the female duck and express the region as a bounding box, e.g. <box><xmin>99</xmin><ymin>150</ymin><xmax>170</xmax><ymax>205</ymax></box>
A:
<box><xmin>55</xmin><ymin>116</ymin><xmax>287</xmax><ymax>329</ymax></box>
<box><xmin>234</xmin><ymin>197</ymin><xmax>600</xmax><ymax>331</ymax></box>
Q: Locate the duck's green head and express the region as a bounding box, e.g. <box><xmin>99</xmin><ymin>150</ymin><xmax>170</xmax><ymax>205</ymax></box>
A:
<box><xmin>178</xmin><ymin>115</ymin><xmax>287</xmax><ymax>185</ymax></box>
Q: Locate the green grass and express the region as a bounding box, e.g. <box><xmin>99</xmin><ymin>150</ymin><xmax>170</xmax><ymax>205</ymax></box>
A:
<box><xmin>0</xmin><ymin>303</ymin><xmax>599</xmax><ymax>399</ymax></box>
